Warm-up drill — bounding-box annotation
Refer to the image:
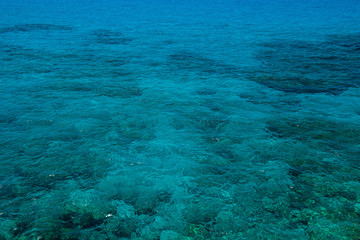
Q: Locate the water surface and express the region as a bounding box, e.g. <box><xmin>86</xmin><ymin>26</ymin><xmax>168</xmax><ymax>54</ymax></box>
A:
<box><xmin>1</xmin><ymin>0</ymin><xmax>360</xmax><ymax>239</ymax></box>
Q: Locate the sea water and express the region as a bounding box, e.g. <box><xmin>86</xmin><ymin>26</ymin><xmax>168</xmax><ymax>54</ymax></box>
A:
<box><xmin>0</xmin><ymin>0</ymin><xmax>360</xmax><ymax>239</ymax></box>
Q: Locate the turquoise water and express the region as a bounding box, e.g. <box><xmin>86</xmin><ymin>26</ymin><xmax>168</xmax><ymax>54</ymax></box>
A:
<box><xmin>1</xmin><ymin>0</ymin><xmax>360</xmax><ymax>239</ymax></box>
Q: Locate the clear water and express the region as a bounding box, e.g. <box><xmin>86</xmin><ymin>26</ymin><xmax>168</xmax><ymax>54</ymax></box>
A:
<box><xmin>1</xmin><ymin>0</ymin><xmax>360</xmax><ymax>239</ymax></box>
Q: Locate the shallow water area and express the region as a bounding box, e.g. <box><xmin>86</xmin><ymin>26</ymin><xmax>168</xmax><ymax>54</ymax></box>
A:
<box><xmin>1</xmin><ymin>0</ymin><xmax>360</xmax><ymax>239</ymax></box>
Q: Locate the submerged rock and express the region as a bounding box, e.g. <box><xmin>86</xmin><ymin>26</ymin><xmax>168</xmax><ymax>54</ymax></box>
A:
<box><xmin>254</xmin><ymin>34</ymin><xmax>360</xmax><ymax>94</ymax></box>
<box><xmin>0</xmin><ymin>24</ymin><xmax>72</xmax><ymax>34</ymax></box>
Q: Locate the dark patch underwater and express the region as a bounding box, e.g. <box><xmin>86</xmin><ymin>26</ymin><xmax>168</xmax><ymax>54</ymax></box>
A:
<box><xmin>253</xmin><ymin>33</ymin><xmax>360</xmax><ymax>94</ymax></box>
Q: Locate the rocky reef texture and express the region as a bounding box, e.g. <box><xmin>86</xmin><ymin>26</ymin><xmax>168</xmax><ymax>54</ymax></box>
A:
<box><xmin>1</xmin><ymin>5</ymin><xmax>360</xmax><ymax>238</ymax></box>
<box><xmin>253</xmin><ymin>34</ymin><xmax>360</xmax><ymax>94</ymax></box>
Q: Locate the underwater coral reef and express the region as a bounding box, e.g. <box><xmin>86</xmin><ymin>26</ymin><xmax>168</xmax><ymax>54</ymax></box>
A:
<box><xmin>1</xmin><ymin>0</ymin><xmax>360</xmax><ymax>239</ymax></box>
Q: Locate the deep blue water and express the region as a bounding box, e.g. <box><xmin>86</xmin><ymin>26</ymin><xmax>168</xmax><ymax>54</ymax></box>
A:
<box><xmin>1</xmin><ymin>0</ymin><xmax>360</xmax><ymax>239</ymax></box>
